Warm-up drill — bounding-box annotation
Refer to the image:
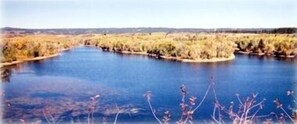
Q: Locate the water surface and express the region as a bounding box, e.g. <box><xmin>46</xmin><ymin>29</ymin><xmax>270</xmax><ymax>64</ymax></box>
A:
<box><xmin>2</xmin><ymin>46</ymin><xmax>296</xmax><ymax>123</ymax></box>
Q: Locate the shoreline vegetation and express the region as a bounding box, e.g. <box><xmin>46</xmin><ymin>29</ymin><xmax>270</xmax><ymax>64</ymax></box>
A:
<box><xmin>83</xmin><ymin>33</ymin><xmax>296</xmax><ymax>61</ymax></box>
<box><xmin>0</xmin><ymin>47</ymin><xmax>73</xmax><ymax>67</ymax></box>
<box><xmin>1</xmin><ymin>35</ymin><xmax>81</xmax><ymax>67</ymax></box>
<box><xmin>84</xmin><ymin>33</ymin><xmax>237</xmax><ymax>62</ymax></box>
<box><xmin>1</xmin><ymin>32</ymin><xmax>296</xmax><ymax>67</ymax></box>
<box><xmin>94</xmin><ymin>47</ymin><xmax>236</xmax><ymax>62</ymax></box>
<box><xmin>0</xmin><ymin>53</ymin><xmax>59</xmax><ymax>67</ymax></box>
<box><xmin>86</xmin><ymin>45</ymin><xmax>236</xmax><ymax>62</ymax></box>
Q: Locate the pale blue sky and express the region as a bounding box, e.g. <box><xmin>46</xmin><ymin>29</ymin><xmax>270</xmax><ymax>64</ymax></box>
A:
<box><xmin>1</xmin><ymin>0</ymin><xmax>297</xmax><ymax>28</ymax></box>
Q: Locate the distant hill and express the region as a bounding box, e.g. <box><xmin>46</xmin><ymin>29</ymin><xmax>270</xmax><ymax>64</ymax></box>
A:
<box><xmin>1</xmin><ymin>27</ymin><xmax>296</xmax><ymax>35</ymax></box>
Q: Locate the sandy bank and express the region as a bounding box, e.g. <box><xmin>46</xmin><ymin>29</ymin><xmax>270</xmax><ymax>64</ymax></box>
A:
<box><xmin>119</xmin><ymin>51</ymin><xmax>147</xmax><ymax>55</ymax></box>
<box><xmin>1</xmin><ymin>53</ymin><xmax>59</xmax><ymax>67</ymax></box>
<box><xmin>112</xmin><ymin>49</ymin><xmax>235</xmax><ymax>63</ymax></box>
<box><xmin>176</xmin><ymin>54</ymin><xmax>235</xmax><ymax>63</ymax></box>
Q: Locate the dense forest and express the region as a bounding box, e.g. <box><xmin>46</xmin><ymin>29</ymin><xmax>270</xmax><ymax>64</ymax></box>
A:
<box><xmin>234</xmin><ymin>34</ymin><xmax>297</xmax><ymax>57</ymax></box>
<box><xmin>84</xmin><ymin>33</ymin><xmax>297</xmax><ymax>59</ymax></box>
<box><xmin>1</xmin><ymin>35</ymin><xmax>80</xmax><ymax>63</ymax></box>
<box><xmin>84</xmin><ymin>33</ymin><xmax>235</xmax><ymax>61</ymax></box>
<box><xmin>1</xmin><ymin>32</ymin><xmax>296</xmax><ymax>64</ymax></box>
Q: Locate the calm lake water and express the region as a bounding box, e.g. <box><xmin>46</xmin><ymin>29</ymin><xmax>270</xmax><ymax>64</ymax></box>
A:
<box><xmin>1</xmin><ymin>46</ymin><xmax>296</xmax><ymax>123</ymax></box>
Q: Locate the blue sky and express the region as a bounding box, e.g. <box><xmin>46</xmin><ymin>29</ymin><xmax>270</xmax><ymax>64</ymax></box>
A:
<box><xmin>1</xmin><ymin>0</ymin><xmax>297</xmax><ymax>28</ymax></box>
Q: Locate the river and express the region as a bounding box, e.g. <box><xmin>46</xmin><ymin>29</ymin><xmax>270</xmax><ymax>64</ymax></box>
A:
<box><xmin>1</xmin><ymin>46</ymin><xmax>296</xmax><ymax>123</ymax></box>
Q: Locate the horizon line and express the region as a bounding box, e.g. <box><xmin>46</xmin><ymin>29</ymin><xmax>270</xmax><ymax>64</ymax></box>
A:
<box><xmin>2</xmin><ymin>26</ymin><xmax>297</xmax><ymax>30</ymax></box>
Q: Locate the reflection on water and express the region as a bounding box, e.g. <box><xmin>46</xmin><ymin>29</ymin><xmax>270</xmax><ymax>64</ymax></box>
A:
<box><xmin>3</xmin><ymin>75</ymin><xmax>144</xmax><ymax>123</ymax></box>
<box><xmin>1</xmin><ymin>63</ymin><xmax>34</xmax><ymax>83</ymax></box>
<box><xmin>1</xmin><ymin>68</ymin><xmax>11</xmax><ymax>82</ymax></box>
<box><xmin>1</xmin><ymin>46</ymin><xmax>296</xmax><ymax>123</ymax></box>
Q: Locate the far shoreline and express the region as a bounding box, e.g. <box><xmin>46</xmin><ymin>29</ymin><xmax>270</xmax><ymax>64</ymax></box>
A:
<box><xmin>86</xmin><ymin>45</ymin><xmax>236</xmax><ymax>62</ymax></box>
<box><xmin>98</xmin><ymin>48</ymin><xmax>236</xmax><ymax>63</ymax></box>
<box><xmin>235</xmin><ymin>50</ymin><xmax>296</xmax><ymax>58</ymax></box>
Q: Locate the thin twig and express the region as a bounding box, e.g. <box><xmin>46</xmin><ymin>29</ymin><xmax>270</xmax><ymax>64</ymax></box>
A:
<box><xmin>236</xmin><ymin>95</ymin><xmax>243</xmax><ymax>106</ymax></box>
<box><xmin>212</xmin><ymin>85</ymin><xmax>222</xmax><ymax>123</ymax></box>
<box><xmin>211</xmin><ymin>106</ymin><xmax>221</xmax><ymax>124</ymax></box>
<box><xmin>114</xmin><ymin>111</ymin><xmax>120</xmax><ymax>124</ymax></box>
<box><xmin>250</xmin><ymin>107</ymin><xmax>261</xmax><ymax>121</ymax></box>
<box><xmin>43</xmin><ymin>109</ymin><xmax>51</xmax><ymax>124</ymax></box>
<box><xmin>87</xmin><ymin>111</ymin><xmax>90</xmax><ymax>124</ymax></box>
<box><xmin>114</xmin><ymin>105</ymin><xmax>121</xmax><ymax>124</ymax></box>
<box><xmin>147</xmin><ymin>98</ymin><xmax>162</xmax><ymax>124</ymax></box>
<box><xmin>248</xmin><ymin>99</ymin><xmax>265</xmax><ymax>111</ymax></box>
<box><xmin>280</xmin><ymin>106</ymin><xmax>295</xmax><ymax>123</ymax></box>
<box><xmin>192</xmin><ymin>83</ymin><xmax>212</xmax><ymax>112</ymax></box>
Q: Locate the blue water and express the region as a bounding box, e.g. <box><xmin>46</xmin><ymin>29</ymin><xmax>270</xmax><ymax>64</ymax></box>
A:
<box><xmin>2</xmin><ymin>46</ymin><xmax>296</xmax><ymax>123</ymax></box>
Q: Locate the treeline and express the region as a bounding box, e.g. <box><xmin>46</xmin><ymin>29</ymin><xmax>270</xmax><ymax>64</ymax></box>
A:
<box><xmin>84</xmin><ymin>33</ymin><xmax>297</xmax><ymax>59</ymax></box>
<box><xmin>84</xmin><ymin>33</ymin><xmax>236</xmax><ymax>60</ymax></box>
<box><xmin>1</xmin><ymin>35</ymin><xmax>81</xmax><ymax>63</ymax></box>
<box><xmin>221</xmin><ymin>28</ymin><xmax>297</xmax><ymax>34</ymax></box>
<box><xmin>234</xmin><ymin>34</ymin><xmax>297</xmax><ymax>57</ymax></box>
<box><xmin>1</xmin><ymin>33</ymin><xmax>296</xmax><ymax>63</ymax></box>
<box><xmin>270</xmin><ymin>28</ymin><xmax>297</xmax><ymax>34</ymax></box>
<box><xmin>3</xmin><ymin>27</ymin><xmax>296</xmax><ymax>35</ymax></box>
